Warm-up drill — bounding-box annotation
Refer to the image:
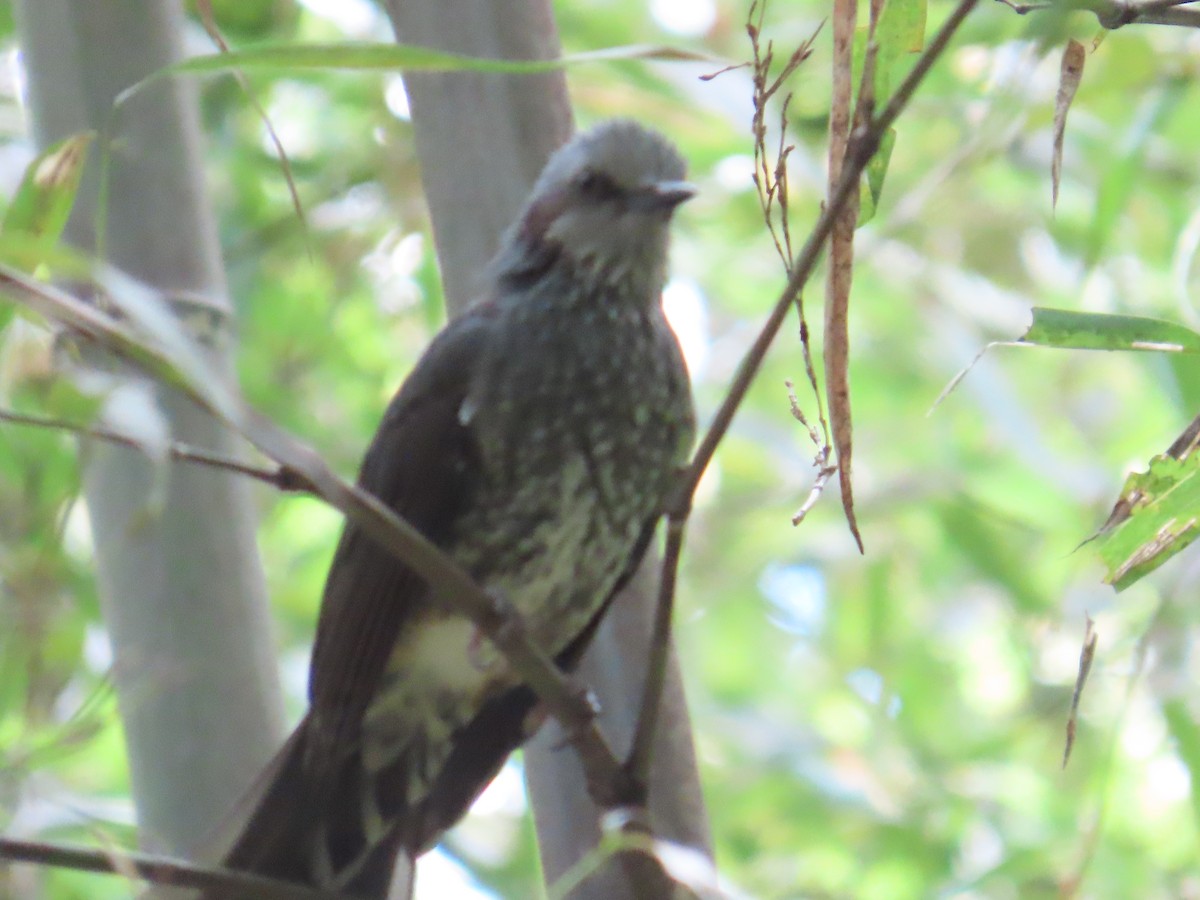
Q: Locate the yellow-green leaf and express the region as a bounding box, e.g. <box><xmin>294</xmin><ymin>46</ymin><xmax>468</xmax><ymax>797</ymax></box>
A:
<box><xmin>859</xmin><ymin>127</ymin><xmax>896</xmax><ymax>227</ymax></box>
<box><xmin>118</xmin><ymin>42</ymin><xmax>713</xmax><ymax>108</ymax></box>
<box><xmin>1</xmin><ymin>132</ymin><xmax>93</xmax><ymax>262</ymax></box>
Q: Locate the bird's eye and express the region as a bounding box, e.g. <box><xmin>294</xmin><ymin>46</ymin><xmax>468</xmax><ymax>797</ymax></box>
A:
<box><xmin>575</xmin><ymin>169</ymin><xmax>619</xmax><ymax>201</ymax></box>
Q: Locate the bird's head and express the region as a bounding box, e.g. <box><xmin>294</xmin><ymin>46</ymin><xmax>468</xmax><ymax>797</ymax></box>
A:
<box><xmin>498</xmin><ymin>120</ymin><xmax>694</xmax><ymax>291</ymax></box>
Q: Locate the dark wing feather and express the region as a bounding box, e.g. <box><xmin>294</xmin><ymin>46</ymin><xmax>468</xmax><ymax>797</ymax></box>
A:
<box><xmin>209</xmin><ymin>307</ymin><xmax>498</xmax><ymax>896</ymax></box>
<box><xmin>306</xmin><ymin>304</ymin><xmax>498</xmax><ymax>760</ymax></box>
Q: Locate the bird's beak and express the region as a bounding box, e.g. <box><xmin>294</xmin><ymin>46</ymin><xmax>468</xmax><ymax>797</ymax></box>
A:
<box><xmin>635</xmin><ymin>179</ymin><xmax>697</xmax><ymax>212</ymax></box>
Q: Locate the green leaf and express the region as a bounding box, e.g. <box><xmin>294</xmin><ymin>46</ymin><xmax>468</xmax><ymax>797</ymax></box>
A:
<box><xmin>874</xmin><ymin>0</ymin><xmax>927</xmax><ymax>101</ymax></box>
<box><xmin>851</xmin><ymin>0</ymin><xmax>921</xmax><ymax>226</ymax></box>
<box><xmin>852</xmin><ymin>0</ymin><xmax>927</xmax><ymax>106</ymax></box>
<box><xmin>41</xmin><ymin>376</ymin><xmax>106</xmax><ymax>425</ymax></box>
<box><xmin>1</xmin><ymin>132</ymin><xmax>92</xmax><ymax>259</ymax></box>
<box><xmin>0</xmin><ymin>232</ymin><xmax>98</xmax><ymax>293</ymax></box>
<box><xmin>878</xmin><ymin>0</ymin><xmax>927</xmax><ymax>55</ymax></box>
<box><xmin>117</xmin><ymin>41</ymin><xmax>713</xmax><ymax>108</ymax></box>
<box><xmin>1021</xmin><ymin>307</ymin><xmax>1200</xmax><ymax>353</ymax></box>
<box><xmin>859</xmin><ymin>127</ymin><xmax>896</xmax><ymax>227</ymax></box>
<box><xmin>0</xmin><ymin>133</ymin><xmax>92</xmax><ymax>333</ymax></box>
<box><xmin>1093</xmin><ymin>453</ymin><xmax>1200</xmax><ymax>590</ymax></box>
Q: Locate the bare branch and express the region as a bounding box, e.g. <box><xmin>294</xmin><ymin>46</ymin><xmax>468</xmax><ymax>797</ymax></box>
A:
<box><xmin>826</xmin><ymin>0</ymin><xmax>866</xmax><ymax>553</ymax></box>
<box><xmin>0</xmin><ymin>836</ymin><xmax>350</xmax><ymax>899</ymax></box>
<box><xmin>994</xmin><ymin>0</ymin><xmax>1200</xmax><ymax>27</ymax></box>
<box><xmin>0</xmin><ymin>407</ymin><xmax>313</xmax><ymax>492</ymax></box>
<box><xmin>626</xmin><ymin>496</ymin><xmax>689</xmax><ymax>786</ymax></box>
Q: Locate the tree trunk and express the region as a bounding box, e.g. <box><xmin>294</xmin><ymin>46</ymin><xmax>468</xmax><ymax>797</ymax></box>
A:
<box><xmin>381</xmin><ymin>3</ymin><xmax>714</xmax><ymax>897</ymax></box>
<box><xmin>13</xmin><ymin>0</ymin><xmax>285</xmax><ymax>857</ymax></box>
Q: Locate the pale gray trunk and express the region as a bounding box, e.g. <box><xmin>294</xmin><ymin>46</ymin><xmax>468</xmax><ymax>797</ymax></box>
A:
<box><xmin>381</xmin><ymin>3</ymin><xmax>713</xmax><ymax>897</ymax></box>
<box><xmin>13</xmin><ymin>0</ymin><xmax>285</xmax><ymax>857</ymax></box>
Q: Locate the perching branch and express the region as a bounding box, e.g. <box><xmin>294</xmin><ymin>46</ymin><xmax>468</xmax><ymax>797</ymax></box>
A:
<box><xmin>0</xmin><ymin>836</ymin><xmax>348</xmax><ymax>900</ymax></box>
<box><xmin>625</xmin><ymin>493</ymin><xmax>690</xmax><ymax>787</ymax></box>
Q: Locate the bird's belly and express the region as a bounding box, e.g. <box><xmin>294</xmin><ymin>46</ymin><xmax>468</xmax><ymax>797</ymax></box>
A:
<box><xmin>361</xmin><ymin>615</ymin><xmax>509</xmax><ymax>779</ymax></box>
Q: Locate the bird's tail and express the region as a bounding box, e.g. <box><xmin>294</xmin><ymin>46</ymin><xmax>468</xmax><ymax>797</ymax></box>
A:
<box><xmin>196</xmin><ymin>713</ymin><xmax>406</xmax><ymax>899</ymax></box>
<box><xmin>146</xmin><ymin>586</ymin><xmax>623</xmax><ymax>899</ymax></box>
<box><xmin>195</xmin><ymin>683</ymin><xmax>541</xmax><ymax>899</ymax></box>
<box><xmin>206</xmin><ymin>611</ymin><xmax>620</xmax><ymax>897</ymax></box>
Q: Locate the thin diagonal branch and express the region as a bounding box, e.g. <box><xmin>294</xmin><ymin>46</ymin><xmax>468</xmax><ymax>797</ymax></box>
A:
<box><xmin>684</xmin><ymin>0</ymin><xmax>981</xmax><ymax>501</ymax></box>
<box><xmin>625</xmin><ymin>505</ymin><xmax>688</xmax><ymax>785</ymax></box>
<box><xmin>628</xmin><ymin>0</ymin><xmax>982</xmax><ymax>802</ymax></box>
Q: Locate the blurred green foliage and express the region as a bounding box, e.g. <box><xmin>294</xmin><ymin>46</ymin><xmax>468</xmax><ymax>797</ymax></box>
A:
<box><xmin>3</xmin><ymin>0</ymin><xmax>1200</xmax><ymax>898</ymax></box>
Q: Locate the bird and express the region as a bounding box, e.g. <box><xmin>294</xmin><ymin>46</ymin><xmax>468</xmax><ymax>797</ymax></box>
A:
<box><xmin>206</xmin><ymin>119</ymin><xmax>696</xmax><ymax>898</ymax></box>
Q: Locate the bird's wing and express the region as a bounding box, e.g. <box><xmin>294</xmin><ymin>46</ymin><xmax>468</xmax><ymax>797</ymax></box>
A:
<box><xmin>305</xmin><ymin>304</ymin><xmax>497</xmax><ymax>764</ymax></box>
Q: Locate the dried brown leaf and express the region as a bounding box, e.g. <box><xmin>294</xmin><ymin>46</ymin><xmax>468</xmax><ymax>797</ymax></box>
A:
<box><xmin>1052</xmin><ymin>39</ymin><xmax>1086</xmax><ymax>211</ymax></box>
<box><xmin>826</xmin><ymin>0</ymin><xmax>864</xmax><ymax>553</ymax></box>
<box><xmin>1063</xmin><ymin>615</ymin><xmax>1098</xmax><ymax>769</ymax></box>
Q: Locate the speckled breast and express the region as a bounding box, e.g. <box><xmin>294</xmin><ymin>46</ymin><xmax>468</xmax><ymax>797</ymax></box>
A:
<box><xmin>453</xmin><ymin>287</ymin><xmax>694</xmax><ymax>657</ymax></box>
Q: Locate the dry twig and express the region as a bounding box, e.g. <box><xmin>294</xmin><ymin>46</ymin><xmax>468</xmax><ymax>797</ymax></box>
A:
<box><xmin>744</xmin><ymin>1</ymin><xmax>835</xmax><ymax>525</ymax></box>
